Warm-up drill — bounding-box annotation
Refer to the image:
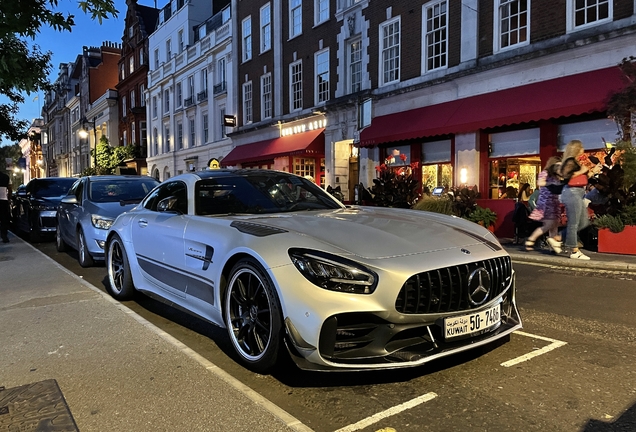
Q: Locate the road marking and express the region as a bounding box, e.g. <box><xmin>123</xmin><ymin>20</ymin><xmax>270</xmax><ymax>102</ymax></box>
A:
<box><xmin>334</xmin><ymin>392</ymin><xmax>437</xmax><ymax>432</ymax></box>
<box><xmin>500</xmin><ymin>330</ymin><xmax>567</xmax><ymax>367</ymax></box>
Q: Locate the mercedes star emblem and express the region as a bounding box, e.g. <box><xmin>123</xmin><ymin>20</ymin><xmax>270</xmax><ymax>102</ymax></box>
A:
<box><xmin>467</xmin><ymin>267</ymin><xmax>491</xmax><ymax>306</ymax></box>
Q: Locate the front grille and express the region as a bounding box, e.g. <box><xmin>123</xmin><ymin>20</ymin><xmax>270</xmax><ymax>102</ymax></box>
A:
<box><xmin>395</xmin><ymin>256</ymin><xmax>512</xmax><ymax>314</ymax></box>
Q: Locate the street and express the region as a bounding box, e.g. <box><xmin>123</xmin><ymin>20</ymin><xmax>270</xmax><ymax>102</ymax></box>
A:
<box><xmin>23</xmin><ymin>239</ymin><xmax>636</xmax><ymax>431</ymax></box>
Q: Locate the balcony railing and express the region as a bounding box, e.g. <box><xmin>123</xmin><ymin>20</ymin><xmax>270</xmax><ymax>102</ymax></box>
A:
<box><xmin>213</xmin><ymin>81</ymin><xmax>226</xmax><ymax>95</ymax></box>
<box><xmin>197</xmin><ymin>90</ymin><xmax>208</xmax><ymax>102</ymax></box>
<box><xmin>184</xmin><ymin>96</ymin><xmax>194</xmax><ymax>107</ymax></box>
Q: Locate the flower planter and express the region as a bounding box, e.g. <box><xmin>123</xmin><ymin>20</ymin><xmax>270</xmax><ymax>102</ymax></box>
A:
<box><xmin>597</xmin><ymin>226</ymin><xmax>636</xmax><ymax>255</ymax></box>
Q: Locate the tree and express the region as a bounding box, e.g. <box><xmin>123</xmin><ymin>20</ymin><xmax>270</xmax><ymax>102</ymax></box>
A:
<box><xmin>0</xmin><ymin>1</ymin><xmax>118</xmax><ymax>141</ymax></box>
<box><xmin>81</xmin><ymin>137</ymin><xmax>137</xmax><ymax>176</ymax></box>
<box><xmin>0</xmin><ymin>143</ymin><xmax>22</xmax><ymax>172</ymax></box>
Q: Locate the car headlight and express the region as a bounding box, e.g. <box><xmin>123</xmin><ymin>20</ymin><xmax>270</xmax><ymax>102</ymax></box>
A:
<box><xmin>91</xmin><ymin>215</ymin><xmax>114</xmax><ymax>230</ymax></box>
<box><xmin>289</xmin><ymin>249</ymin><xmax>378</xmax><ymax>294</ymax></box>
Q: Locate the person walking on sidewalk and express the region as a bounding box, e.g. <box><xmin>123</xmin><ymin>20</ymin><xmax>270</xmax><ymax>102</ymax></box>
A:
<box><xmin>0</xmin><ymin>169</ymin><xmax>12</xmax><ymax>243</ymax></box>
<box><xmin>559</xmin><ymin>140</ymin><xmax>601</xmax><ymax>260</ymax></box>
<box><xmin>525</xmin><ymin>156</ymin><xmax>563</xmax><ymax>254</ymax></box>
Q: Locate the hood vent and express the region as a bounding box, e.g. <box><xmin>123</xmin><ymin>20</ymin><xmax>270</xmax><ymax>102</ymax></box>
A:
<box><xmin>230</xmin><ymin>221</ymin><xmax>288</xmax><ymax>237</ymax></box>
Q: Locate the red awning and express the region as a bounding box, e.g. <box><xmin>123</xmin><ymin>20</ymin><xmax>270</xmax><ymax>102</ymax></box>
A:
<box><xmin>359</xmin><ymin>67</ymin><xmax>626</xmax><ymax>147</ymax></box>
<box><xmin>221</xmin><ymin>128</ymin><xmax>325</xmax><ymax>166</ymax></box>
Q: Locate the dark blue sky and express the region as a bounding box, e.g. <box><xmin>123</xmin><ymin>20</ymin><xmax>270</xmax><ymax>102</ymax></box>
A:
<box><xmin>1</xmin><ymin>0</ymin><xmax>158</xmax><ymax>145</ymax></box>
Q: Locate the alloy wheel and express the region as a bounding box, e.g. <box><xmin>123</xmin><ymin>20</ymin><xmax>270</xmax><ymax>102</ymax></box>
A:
<box><xmin>109</xmin><ymin>240</ymin><xmax>126</xmax><ymax>295</ymax></box>
<box><xmin>226</xmin><ymin>268</ymin><xmax>273</xmax><ymax>361</ymax></box>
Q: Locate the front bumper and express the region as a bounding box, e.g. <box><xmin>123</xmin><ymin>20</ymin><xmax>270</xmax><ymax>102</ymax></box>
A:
<box><xmin>272</xmin><ymin>251</ymin><xmax>521</xmax><ymax>371</ymax></box>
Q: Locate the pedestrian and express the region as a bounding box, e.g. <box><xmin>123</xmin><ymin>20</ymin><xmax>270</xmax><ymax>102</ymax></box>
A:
<box><xmin>517</xmin><ymin>183</ymin><xmax>532</xmax><ymax>201</ymax></box>
<box><xmin>559</xmin><ymin>140</ymin><xmax>601</xmax><ymax>260</ymax></box>
<box><xmin>0</xmin><ymin>169</ymin><xmax>12</xmax><ymax>243</ymax></box>
<box><xmin>525</xmin><ymin>157</ymin><xmax>563</xmax><ymax>254</ymax></box>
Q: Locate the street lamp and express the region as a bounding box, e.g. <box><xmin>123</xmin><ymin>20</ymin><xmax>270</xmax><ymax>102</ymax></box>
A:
<box><xmin>79</xmin><ymin>116</ymin><xmax>98</xmax><ymax>170</ymax></box>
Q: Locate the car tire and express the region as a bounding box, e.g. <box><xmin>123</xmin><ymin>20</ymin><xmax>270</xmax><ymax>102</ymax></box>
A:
<box><xmin>55</xmin><ymin>221</ymin><xmax>67</xmax><ymax>252</ymax></box>
<box><xmin>224</xmin><ymin>258</ymin><xmax>284</xmax><ymax>373</ymax></box>
<box><xmin>106</xmin><ymin>234</ymin><xmax>135</xmax><ymax>300</ymax></box>
<box><xmin>77</xmin><ymin>229</ymin><xmax>94</xmax><ymax>267</ymax></box>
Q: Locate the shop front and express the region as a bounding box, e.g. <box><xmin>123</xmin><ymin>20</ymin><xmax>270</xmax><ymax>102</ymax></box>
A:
<box><xmin>221</xmin><ymin>127</ymin><xmax>325</xmax><ymax>185</ymax></box>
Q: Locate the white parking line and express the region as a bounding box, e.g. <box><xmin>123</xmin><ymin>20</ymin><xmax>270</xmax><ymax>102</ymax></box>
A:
<box><xmin>333</xmin><ymin>392</ymin><xmax>438</xmax><ymax>432</ymax></box>
<box><xmin>500</xmin><ymin>330</ymin><xmax>567</xmax><ymax>367</ymax></box>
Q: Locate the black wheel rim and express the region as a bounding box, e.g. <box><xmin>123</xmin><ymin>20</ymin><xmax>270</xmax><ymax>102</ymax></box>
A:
<box><xmin>109</xmin><ymin>241</ymin><xmax>125</xmax><ymax>293</ymax></box>
<box><xmin>227</xmin><ymin>269</ymin><xmax>272</xmax><ymax>361</ymax></box>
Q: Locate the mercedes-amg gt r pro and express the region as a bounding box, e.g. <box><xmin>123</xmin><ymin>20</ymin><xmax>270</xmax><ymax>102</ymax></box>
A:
<box><xmin>105</xmin><ymin>169</ymin><xmax>521</xmax><ymax>373</ymax></box>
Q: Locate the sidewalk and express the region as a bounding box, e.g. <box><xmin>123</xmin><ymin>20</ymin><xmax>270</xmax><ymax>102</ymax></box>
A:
<box><xmin>499</xmin><ymin>238</ymin><xmax>636</xmax><ymax>273</ymax></box>
<box><xmin>0</xmin><ymin>234</ymin><xmax>308</xmax><ymax>432</ymax></box>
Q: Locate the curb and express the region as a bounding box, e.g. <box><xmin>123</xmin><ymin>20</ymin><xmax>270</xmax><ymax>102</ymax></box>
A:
<box><xmin>506</xmin><ymin>250</ymin><xmax>636</xmax><ymax>272</ymax></box>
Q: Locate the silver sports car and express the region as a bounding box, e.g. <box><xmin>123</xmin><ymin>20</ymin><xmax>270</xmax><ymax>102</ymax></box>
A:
<box><xmin>105</xmin><ymin>169</ymin><xmax>521</xmax><ymax>373</ymax></box>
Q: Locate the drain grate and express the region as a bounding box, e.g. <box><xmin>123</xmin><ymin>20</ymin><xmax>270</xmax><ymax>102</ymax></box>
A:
<box><xmin>0</xmin><ymin>379</ymin><xmax>78</xmax><ymax>430</ymax></box>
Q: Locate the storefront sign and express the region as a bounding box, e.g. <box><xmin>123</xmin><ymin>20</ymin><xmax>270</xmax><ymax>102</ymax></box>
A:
<box><xmin>281</xmin><ymin>119</ymin><xmax>327</xmax><ymax>137</ymax></box>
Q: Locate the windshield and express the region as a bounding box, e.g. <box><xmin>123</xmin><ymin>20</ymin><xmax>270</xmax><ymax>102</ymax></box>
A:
<box><xmin>89</xmin><ymin>179</ymin><xmax>160</xmax><ymax>203</ymax></box>
<box><xmin>30</xmin><ymin>179</ymin><xmax>76</xmax><ymax>198</ymax></box>
<box><xmin>196</xmin><ymin>173</ymin><xmax>342</xmax><ymax>216</ymax></box>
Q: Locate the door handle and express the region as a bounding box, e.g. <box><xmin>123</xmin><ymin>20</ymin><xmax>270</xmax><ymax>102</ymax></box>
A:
<box><xmin>138</xmin><ymin>218</ymin><xmax>148</xmax><ymax>228</ymax></box>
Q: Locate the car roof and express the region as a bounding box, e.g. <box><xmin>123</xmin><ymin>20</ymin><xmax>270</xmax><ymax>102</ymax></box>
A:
<box><xmin>192</xmin><ymin>168</ymin><xmax>300</xmax><ymax>180</ymax></box>
<box><xmin>85</xmin><ymin>175</ymin><xmax>157</xmax><ymax>182</ymax></box>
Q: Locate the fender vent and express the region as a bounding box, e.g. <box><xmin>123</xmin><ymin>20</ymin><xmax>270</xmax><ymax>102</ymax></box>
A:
<box><xmin>230</xmin><ymin>221</ymin><xmax>288</xmax><ymax>237</ymax></box>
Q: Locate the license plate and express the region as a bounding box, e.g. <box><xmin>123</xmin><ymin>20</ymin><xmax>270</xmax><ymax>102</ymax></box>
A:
<box><xmin>40</xmin><ymin>211</ymin><xmax>57</xmax><ymax>218</ymax></box>
<box><xmin>444</xmin><ymin>303</ymin><xmax>501</xmax><ymax>339</ymax></box>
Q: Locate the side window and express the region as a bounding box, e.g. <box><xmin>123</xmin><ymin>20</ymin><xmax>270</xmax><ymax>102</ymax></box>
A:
<box><xmin>75</xmin><ymin>180</ymin><xmax>84</xmax><ymax>201</ymax></box>
<box><xmin>142</xmin><ymin>181</ymin><xmax>188</xmax><ymax>214</ymax></box>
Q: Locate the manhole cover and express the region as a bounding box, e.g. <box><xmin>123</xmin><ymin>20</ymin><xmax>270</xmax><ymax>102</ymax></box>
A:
<box><xmin>0</xmin><ymin>379</ymin><xmax>78</xmax><ymax>430</ymax></box>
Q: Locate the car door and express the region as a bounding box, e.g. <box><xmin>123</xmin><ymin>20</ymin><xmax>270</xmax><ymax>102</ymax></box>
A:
<box><xmin>131</xmin><ymin>180</ymin><xmax>189</xmax><ymax>299</ymax></box>
<box><xmin>57</xmin><ymin>179</ymin><xmax>83</xmax><ymax>247</ymax></box>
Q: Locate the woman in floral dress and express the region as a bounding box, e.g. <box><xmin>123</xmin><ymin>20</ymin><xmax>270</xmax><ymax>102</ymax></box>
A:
<box><xmin>525</xmin><ymin>156</ymin><xmax>563</xmax><ymax>254</ymax></box>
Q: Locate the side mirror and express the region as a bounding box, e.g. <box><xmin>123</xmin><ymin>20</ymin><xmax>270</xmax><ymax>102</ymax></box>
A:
<box><xmin>157</xmin><ymin>196</ymin><xmax>182</xmax><ymax>213</ymax></box>
<box><xmin>61</xmin><ymin>196</ymin><xmax>78</xmax><ymax>205</ymax></box>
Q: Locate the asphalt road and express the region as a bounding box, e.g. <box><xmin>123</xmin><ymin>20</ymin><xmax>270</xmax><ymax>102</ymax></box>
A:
<box><xmin>30</xmin><ymin>236</ymin><xmax>636</xmax><ymax>432</ymax></box>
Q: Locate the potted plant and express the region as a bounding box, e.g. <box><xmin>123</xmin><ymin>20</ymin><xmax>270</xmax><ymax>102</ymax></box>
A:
<box><xmin>466</xmin><ymin>205</ymin><xmax>498</xmax><ymax>231</ymax></box>
<box><xmin>369</xmin><ymin>154</ymin><xmax>420</xmax><ymax>208</ymax></box>
<box><xmin>593</xmin><ymin>204</ymin><xmax>636</xmax><ymax>254</ymax></box>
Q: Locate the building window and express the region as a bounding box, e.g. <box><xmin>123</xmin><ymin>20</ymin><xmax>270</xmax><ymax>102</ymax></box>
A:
<box><xmin>290</xmin><ymin>61</ymin><xmax>303</xmax><ymax>111</ymax></box>
<box><xmin>188</xmin><ymin>75</ymin><xmax>194</xmax><ymax>97</ymax></box>
<box><xmin>166</xmin><ymin>39</ymin><xmax>172</xmax><ymax>61</ymax></box>
<box><xmin>496</xmin><ymin>0</ymin><xmax>529</xmax><ymax>51</ymax></box>
<box><xmin>189</xmin><ymin>118</ymin><xmax>195</xmax><ymax>147</ymax></box>
<box><xmin>348</xmin><ymin>39</ymin><xmax>362</xmax><ymax>93</ymax></box>
<box><xmin>153</xmin><ymin>127</ymin><xmax>158</xmax><ymax>155</ymax></box>
<box><xmin>567</xmin><ymin>0</ymin><xmax>611</xmax><ymax>31</ymax></box>
<box><xmin>164</xmin><ymin>126</ymin><xmax>170</xmax><ymax>153</ymax></box>
<box><xmin>152</xmin><ymin>96</ymin><xmax>157</xmax><ymax>118</ymax></box>
<box><xmin>130</xmin><ymin>90</ymin><xmax>135</xmax><ymax>108</ymax></box>
<box><xmin>380</xmin><ymin>18</ymin><xmax>400</xmax><ymax>85</ymax></box>
<box><xmin>177</xmin><ymin>122</ymin><xmax>183</xmax><ymax>149</ymax></box>
<box><xmin>176</xmin><ymin>82</ymin><xmax>182</xmax><ymax>107</ymax></box>
<box><xmin>123</xmin><ymin>130</ymin><xmax>127</xmax><ymax>147</ymax></box>
<box><xmin>219</xmin><ymin>107</ymin><xmax>226</xmax><ymax>139</ymax></box>
<box><xmin>425</xmin><ymin>1</ymin><xmax>447</xmax><ymax>71</ymax></box>
<box><xmin>203</xmin><ymin>113</ymin><xmax>209</xmax><ymax>143</ymax></box>
<box><xmin>131</xmin><ymin>122</ymin><xmax>136</xmax><ymax>145</ymax></box>
<box><xmin>242</xmin><ymin>16</ymin><xmax>252</xmax><ymax>62</ymax></box>
<box><xmin>141</xmin><ymin>121</ymin><xmax>147</xmax><ymax>149</ymax></box>
<box><xmin>122</xmin><ymin>96</ymin><xmax>127</xmax><ymax>116</ymax></box>
<box><xmin>129</xmin><ymin>56</ymin><xmax>134</xmax><ymax>74</ymax></box>
<box><xmin>243</xmin><ymin>81</ymin><xmax>253</xmax><ymax>124</ymax></box>
<box><xmin>217</xmin><ymin>57</ymin><xmax>226</xmax><ymax>85</ymax></box>
<box><xmin>261</xmin><ymin>73</ymin><xmax>272</xmax><ymax>120</ymax></box>
<box><xmin>140</xmin><ymin>49</ymin><xmax>145</xmax><ymax>66</ymax></box>
<box><xmin>164</xmin><ymin>89</ymin><xmax>170</xmax><ymax>113</ymax></box>
<box><xmin>315</xmin><ymin>0</ymin><xmax>329</xmax><ymax>25</ymax></box>
<box><xmin>120</xmin><ymin>64</ymin><xmax>125</xmax><ymax>80</ymax></box>
<box><xmin>140</xmin><ymin>84</ymin><xmax>146</xmax><ymax>106</ymax></box>
<box><xmin>261</xmin><ymin>3</ymin><xmax>271</xmax><ymax>52</ymax></box>
<box><xmin>178</xmin><ymin>29</ymin><xmax>184</xmax><ymax>53</ymax></box>
<box><xmin>154</xmin><ymin>48</ymin><xmax>159</xmax><ymax>69</ymax></box>
<box><xmin>128</xmin><ymin>26</ymin><xmax>133</xmax><ymax>38</ymax></box>
<box><xmin>290</xmin><ymin>0</ymin><xmax>302</xmax><ymax>38</ymax></box>
<box><xmin>294</xmin><ymin>158</ymin><xmax>315</xmax><ymax>179</ymax></box>
<box><xmin>201</xmin><ymin>68</ymin><xmax>208</xmax><ymax>93</ymax></box>
<box><xmin>315</xmin><ymin>49</ymin><xmax>329</xmax><ymax>104</ymax></box>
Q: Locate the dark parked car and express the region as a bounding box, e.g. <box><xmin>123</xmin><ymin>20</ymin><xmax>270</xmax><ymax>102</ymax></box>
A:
<box><xmin>13</xmin><ymin>177</ymin><xmax>76</xmax><ymax>242</ymax></box>
<box><xmin>56</xmin><ymin>175</ymin><xmax>159</xmax><ymax>267</ymax></box>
